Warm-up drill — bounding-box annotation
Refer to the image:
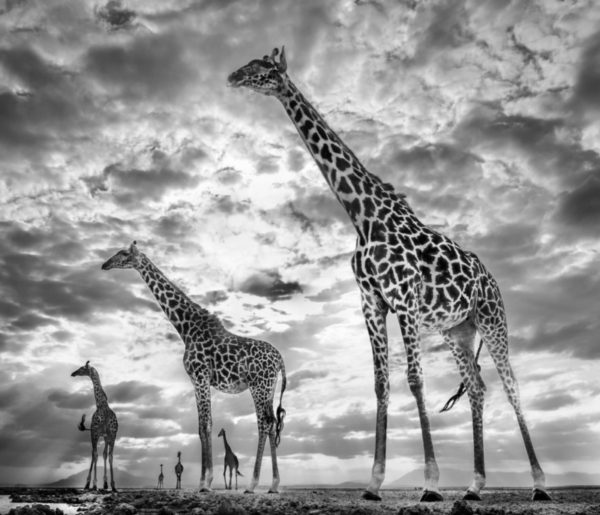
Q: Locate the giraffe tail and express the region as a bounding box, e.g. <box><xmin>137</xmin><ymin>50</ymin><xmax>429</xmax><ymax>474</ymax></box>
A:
<box><xmin>77</xmin><ymin>414</ymin><xmax>90</xmax><ymax>431</ymax></box>
<box><xmin>274</xmin><ymin>356</ymin><xmax>287</xmax><ymax>448</ymax></box>
<box><xmin>440</xmin><ymin>338</ymin><xmax>484</xmax><ymax>413</ymax></box>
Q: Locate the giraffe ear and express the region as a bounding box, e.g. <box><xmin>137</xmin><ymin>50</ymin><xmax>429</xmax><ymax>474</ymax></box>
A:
<box><xmin>278</xmin><ymin>45</ymin><xmax>287</xmax><ymax>73</ymax></box>
<box><xmin>130</xmin><ymin>241</ymin><xmax>139</xmax><ymax>254</ymax></box>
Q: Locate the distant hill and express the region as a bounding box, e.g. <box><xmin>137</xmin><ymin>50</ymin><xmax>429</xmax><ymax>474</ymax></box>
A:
<box><xmin>46</xmin><ymin>469</ymin><xmax>150</xmax><ymax>489</ymax></box>
<box><xmin>385</xmin><ymin>468</ymin><xmax>600</xmax><ymax>489</ymax></box>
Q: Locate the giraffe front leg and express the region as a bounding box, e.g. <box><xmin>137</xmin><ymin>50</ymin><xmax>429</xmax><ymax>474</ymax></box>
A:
<box><xmin>245</xmin><ymin>388</ymin><xmax>273</xmax><ymax>494</ymax></box>
<box><xmin>92</xmin><ymin>445</ymin><xmax>99</xmax><ymax>491</ymax></box>
<box><xmin>194</xmin><ymin>379</ymin><xmax>213</xmax><ymax>492</ymax></box>
<box><xmin>359</xmin><ymin>290</ymin><xmax>389</xmax><ymax>502</ymax></box>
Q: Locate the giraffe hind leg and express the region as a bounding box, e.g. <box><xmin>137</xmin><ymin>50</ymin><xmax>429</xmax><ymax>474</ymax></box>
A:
<box><xmin>443</xmin><ymin>321</ymin><xmax>486</xmax><ymax>500</ymax></box>
<box><xmin>484</xmin><ymin>330</ymin><xmax>550</xmax><ymax>500</ymax></box>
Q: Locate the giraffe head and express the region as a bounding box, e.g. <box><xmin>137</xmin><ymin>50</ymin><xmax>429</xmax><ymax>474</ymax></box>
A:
<box><xmin>218</xmin><ymin>428</ymin><xmax>226</xmax><ymax>438</ymax></box>
<box><xmin>71</xmin><ymin>360</ymin><xmax>92</xmax><ymax>377</ymax></box>
<box><xmin>102</xmin><ymin>241</ymin><xmax>142</xmax><ymax>271</ymax></box>
<box><xmin>228</xmin><ymin>46</ymin><xmax>288</xmax><ymax>96</ymax></box>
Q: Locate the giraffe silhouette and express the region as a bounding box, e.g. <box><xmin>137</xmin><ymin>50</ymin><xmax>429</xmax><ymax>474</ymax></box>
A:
<box><xmin>218</xmin><ymin>428</ymin><xmax>243</xmax><ymax>490</ymax></box>
<box><xmin>157</xmin><ymin>464</ymin><xmax>164</xmax><ymax>490</ymax></box>
<box><xmin>228</xmin><ymin>47</ymin><xmax>551</xmax><ymax>503</ymax></box>
<box><xmin>175</xmin><ymin>451</ymin><xmax>184</xmax><ymax>490</ymax></box>
<box><xmin>102</xmin><ymin>242</ymin><xmax>287</xmax><ymax>493</ymax></box>
<box><xmin>71</xmin><ymin>361</ymin><xmax>118</xmax><ymax>492</ymax></box>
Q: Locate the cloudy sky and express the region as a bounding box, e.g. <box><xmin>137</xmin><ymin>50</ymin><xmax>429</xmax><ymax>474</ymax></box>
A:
<box><xmin>1</xmin><ymin>0</ymin><xmax>599</xmax><ymax>490</ymax></box>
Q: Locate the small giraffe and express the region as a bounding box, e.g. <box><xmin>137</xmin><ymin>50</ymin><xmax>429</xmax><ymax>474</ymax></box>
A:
<box><xmin>218</xmin><ymin>428</ymin><xmax>243</xmax><ymax>490</ymax></box>
<box><xmin>229</xmin><ymin>47</ymin><xmax>551</xmax><ymax>502</ymax></box>
<box><xmin>175</xmin><ymin>451</ymin><xmax>184</xmax><ymax>490</ymax></box>
<box><xmin>71</xmin><ymin>361</ymin><xmax>118</xmax><ymax>492</ymax></box>
<box><xmin>102</xmin><ymin>242</ymin><xmax>287</xmax><ymax>493</ymax></box>
<box><xmin>157</xmin><ymin>464</ymin><xmax>164</xmax><ymax>490</ymax></box>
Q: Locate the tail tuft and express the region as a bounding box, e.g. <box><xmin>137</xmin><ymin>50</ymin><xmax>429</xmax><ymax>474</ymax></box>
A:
<box><xmin>236</xmin><ymin>469</ymin><xmax>243</xmax><ymax>477</ymax></box>
<box><xmin>77</xmin><ymin>414</ymin><xmax>89</xmax><ymax>431</ymax></box>
<box><xmin>275</xmin><ymin>405</ymin><xmax>286</xmax><ymax>447</ymax></box>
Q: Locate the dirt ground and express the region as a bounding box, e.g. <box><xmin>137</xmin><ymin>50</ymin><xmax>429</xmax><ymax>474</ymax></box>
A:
<box><xmin>4</xmin><ymin>487</ymin><xmax>600</xmax><ymax>515</ymax></box>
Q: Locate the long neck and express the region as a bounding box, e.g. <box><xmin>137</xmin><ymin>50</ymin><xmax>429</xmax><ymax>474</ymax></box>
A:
<box><xmin>222</xmin><ymin>433</ymin><xmax>231</xmax><ymax>452</ymax></box>
<box><xmin>277</xmin><ymin>78</ymin><xmax>410</xmax><ymax>238</ymax></box>
<box><xmin>136</xmin><ymin>254</ymin><xmax>199</xmax><ymax>337</ymax></box>
<box><xmin>89</xmin><ymin>368</ymin><xmax>109</xmax><ymax>410</ymax></box>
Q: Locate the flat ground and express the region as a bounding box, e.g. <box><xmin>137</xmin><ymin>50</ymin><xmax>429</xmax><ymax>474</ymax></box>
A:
<box><xmin>3</xmin><ymin>487</ymin><xmax>600</xmax><ymax>514</ymax></box>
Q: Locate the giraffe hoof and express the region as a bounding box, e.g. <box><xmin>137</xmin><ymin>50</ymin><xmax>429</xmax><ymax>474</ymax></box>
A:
<box><xmin>532</xmin><ymin>489</ymin><xmax>551</xmax><ymax>501</ymax></box>
<box><xmin>463</xmin><ymin>491</ymin><xmax>481</xmax><ymax>501</ymax></box>
<box><xmin>199</xmin><ymin>487</ymin><xmax>211</xmax><ymax>493</ymax></box>
<box><xmin>362</xmin><ymin>490</ymin><xmax>382</xmax><ymax>501</ymax></box>
<box><xmin>267</xmin><ymin>489</ymin><xmax>279</xmax><ymax>494</ymax></box>
<box><xmin>243</xmin><ymin>489</ymin><xmax>255</xmax><ymax>495</ymax></box>
<box><xmin>420</xmin><ymin>490</ymin><xmax>443</xmax><ymax>502</ymax></box>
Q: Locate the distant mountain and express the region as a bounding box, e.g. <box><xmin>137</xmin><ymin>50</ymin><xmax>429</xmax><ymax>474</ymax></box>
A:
<box><xmin>385</xmin><ymin>468</ymin><xmax>600</xmax><ymax>489</ymax></box>
<box><xmin>46</xmin><ymin>469</ymin><xmax>150</xmax><ymax>489</ymax></box>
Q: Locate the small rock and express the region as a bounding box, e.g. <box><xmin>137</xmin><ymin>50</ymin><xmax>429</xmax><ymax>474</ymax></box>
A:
<box><xmin>450</xmin><ymin>499</ymin><xmax>474</xmax><ymax>515</ymax></box>
<box><xmin>112</xmin><ymin>502</ymin><xmax>137</xmax><ymax>515</ymax></box>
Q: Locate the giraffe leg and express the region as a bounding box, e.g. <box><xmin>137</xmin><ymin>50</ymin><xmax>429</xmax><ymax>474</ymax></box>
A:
<box><xmin>229</xmin><ymin>467</ymin><xmax>233</xmax><ymax>490</ymax></box>
<box><xmin>485</xmin><ymin>335</ymin><xmax>550</xmax><ymax>500</ymax></box>
<box><xmin>267</xmin><ymin>429</ymin><xmax>280</xmax><ymax>493</ymax></box>
<box><xmin>102</xmin><ymin>441</ymin><xmax>108</xmax><ymax>490</ymax></box>
<box><xmin>92</xmin><ymin>445</ymin><xmax>98</xmax><ymax>491</ymax></box>
<box><xmin>443</xmin><ymin>320</ymin><xmax>486</xmax><ymax>500</ymax></box>
<box><xmin>193</xmin><ymin>379</ymin><xmax>213</xmax><ymax>492</ymax></box>
<box><xmin>358</xmin><ymin>290</ymin><xmax>389</xmax><ymax>501</ymax></box>
<box><xmin>223</xmin><ymin>463</ymin><xmax>228</xmax><ymax>489</ymax></box>
<box><xmin>245</xmin><ymin>386</ymin><xmax>275</xmax><ymax>494</ymax></box>
<box><xmin>108</xmin><ymin>440</ymin><xmax>117</xmax><ymax>492</ymax></box>
<box><xmin>398</xmin><ymin>304</ymin><xmax>442</xmax><ymax>503</ymax></box>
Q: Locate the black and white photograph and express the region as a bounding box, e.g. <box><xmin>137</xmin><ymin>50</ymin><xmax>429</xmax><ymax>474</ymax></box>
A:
<box><xmin>1</xmin><ymin>1</ymin><xmax>599</xmax><ymax>514</ymax></box>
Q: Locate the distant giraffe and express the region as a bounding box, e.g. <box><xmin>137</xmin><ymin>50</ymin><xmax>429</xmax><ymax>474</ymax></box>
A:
<box><xmin>157</xmin><ymin>464</ymin><xmax>164</xmax><ymax>489</ymax></box>
<box><xmin>102</xmin><ymin>242</ymin><xmax>287</xmax><ymax>493</ymax></box>
<box><xmin>175</xmin><ymin>451</ymin><xmax>184</xmax><ymax>490</ymax></box>
<box><xmin>228</xmin><ymin>46</ymin><xmax>551</xmax><ymax>502</ymax></box>
<box><xmin>71</xmin><ymin>361</ymin><xmax>118</xmax><ymax>492</ymax></box>
<box><xmin>218</xmin><ymin>428</ymin><xmax>243</xmax><ymax>490</ymax></box>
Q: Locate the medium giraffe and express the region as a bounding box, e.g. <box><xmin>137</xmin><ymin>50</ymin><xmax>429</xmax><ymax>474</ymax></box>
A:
<box><xmin>71</xmin><ymin>361</ymin><xmax>118</xmax><ymax>492</ymax></box>
<box><xmin>102</xmin><ymin>242</ymin><xmax>287</xmax><ymax>493</ymax></box>
<box><xmin>218</xmin><ymin>428</ymin><xmax>243</xmax><ymax>490</ymax></box>
<box><xmin>228</xmin><ymin>47</ymin><xmax>551</xmax><ymax>503</ymax></box>
<box><xmin>175</xmin><ymin>451</ymin><xmax>184</xmax><ymax>489</ymax></box>
<box><xmin>157</xmin><ymin>464</ymin><xmax>164</xmax><ymax>490</ymax></box>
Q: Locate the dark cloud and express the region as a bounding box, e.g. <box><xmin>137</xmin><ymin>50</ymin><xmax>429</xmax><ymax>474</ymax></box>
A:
<box><xmin>85</xmin><ymin>158</ymin><xmax>201</xmax><ymax>206</ymax></box>
<box><xmin>238</xmin><ymin>270</ymin><xmax>302</xmax><ymax>301</ymax></box>
<box><xmin>529</xmin><ymin>392</ymin><xmax>578</xmax><ymax>412</ymax></box>
<box><xmin>85</xmin><ymin>32</ymin><xmax>195</xmax><ymax>100</ymax></box>
<box><xmin>0</xmin><ymin>46</ymin><xmax>81</xmax><ymax>152</ymax></box>
<box><xmin>105</xmin><ymin>381</ymin><xmax>163</xmax><ymax>404</ymax></box>
<box><xmin>554</xmin><ymin>171</ymin><xmax>600</xmax><ymax>235</ymax></box>
<box><xmin>95</xmin><ymin>0</ymin><xmax>136</xmax><ymax>30</ymax></box>
<box><xmin>572</xmin><ymin>30</ymin><xmax>600</xmax><ymax>110</ymax></box>
<box><xmin>287</xmin><ymin>369</ymin><xmax>329</xmax><ymax>391</ymax></box>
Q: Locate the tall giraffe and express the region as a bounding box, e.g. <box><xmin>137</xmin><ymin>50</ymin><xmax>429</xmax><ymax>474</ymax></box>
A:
<box><xmin>175</xmin><ymin>451</ymin><xmax>184</xmax><ymax>490</ymax></box>
<box><xmin>157</xmin><ymin>464</ymin><xmax>164</xmax><ymax>489</ymax></box>
<box><xmin>71</xmin><ymin>361</ymin><xmax>118</xmax><ymax>492</ymax></box>
<box><xmin>102</xmin><ymin>242</ymin><xmax>287</xmax><ymax>493</ymax></box>
<box><xmin>218</xmin><ymin>428</ymin><xmax>243</xmax><ymax>490</ymax></box>
<box><xmin>228</xmin><ymin>47</ymin><xmax>551</xmax><ymax>503</ymax></box>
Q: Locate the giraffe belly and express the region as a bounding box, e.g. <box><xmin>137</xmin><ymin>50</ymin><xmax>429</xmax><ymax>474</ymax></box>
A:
<box><xmin>213</xmin><ymin>376</ymin><xmax>248</xmax><ymax>394</ymax></box>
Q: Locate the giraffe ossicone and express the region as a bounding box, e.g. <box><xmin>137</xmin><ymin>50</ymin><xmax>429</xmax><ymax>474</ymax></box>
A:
<box><xmin>229</xmin><ymin>46</ymin><xmax>551</xmax><ymax>503</ymax></box>
<box><xmin>71</xmin><ymin>361</ymin><xmax>118</xmax><ymax>492</ymax></box>
<box><xmin>102</xmin><ymin>241</ymin><xmax>287</xmax><ymax>494</ymax></box>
